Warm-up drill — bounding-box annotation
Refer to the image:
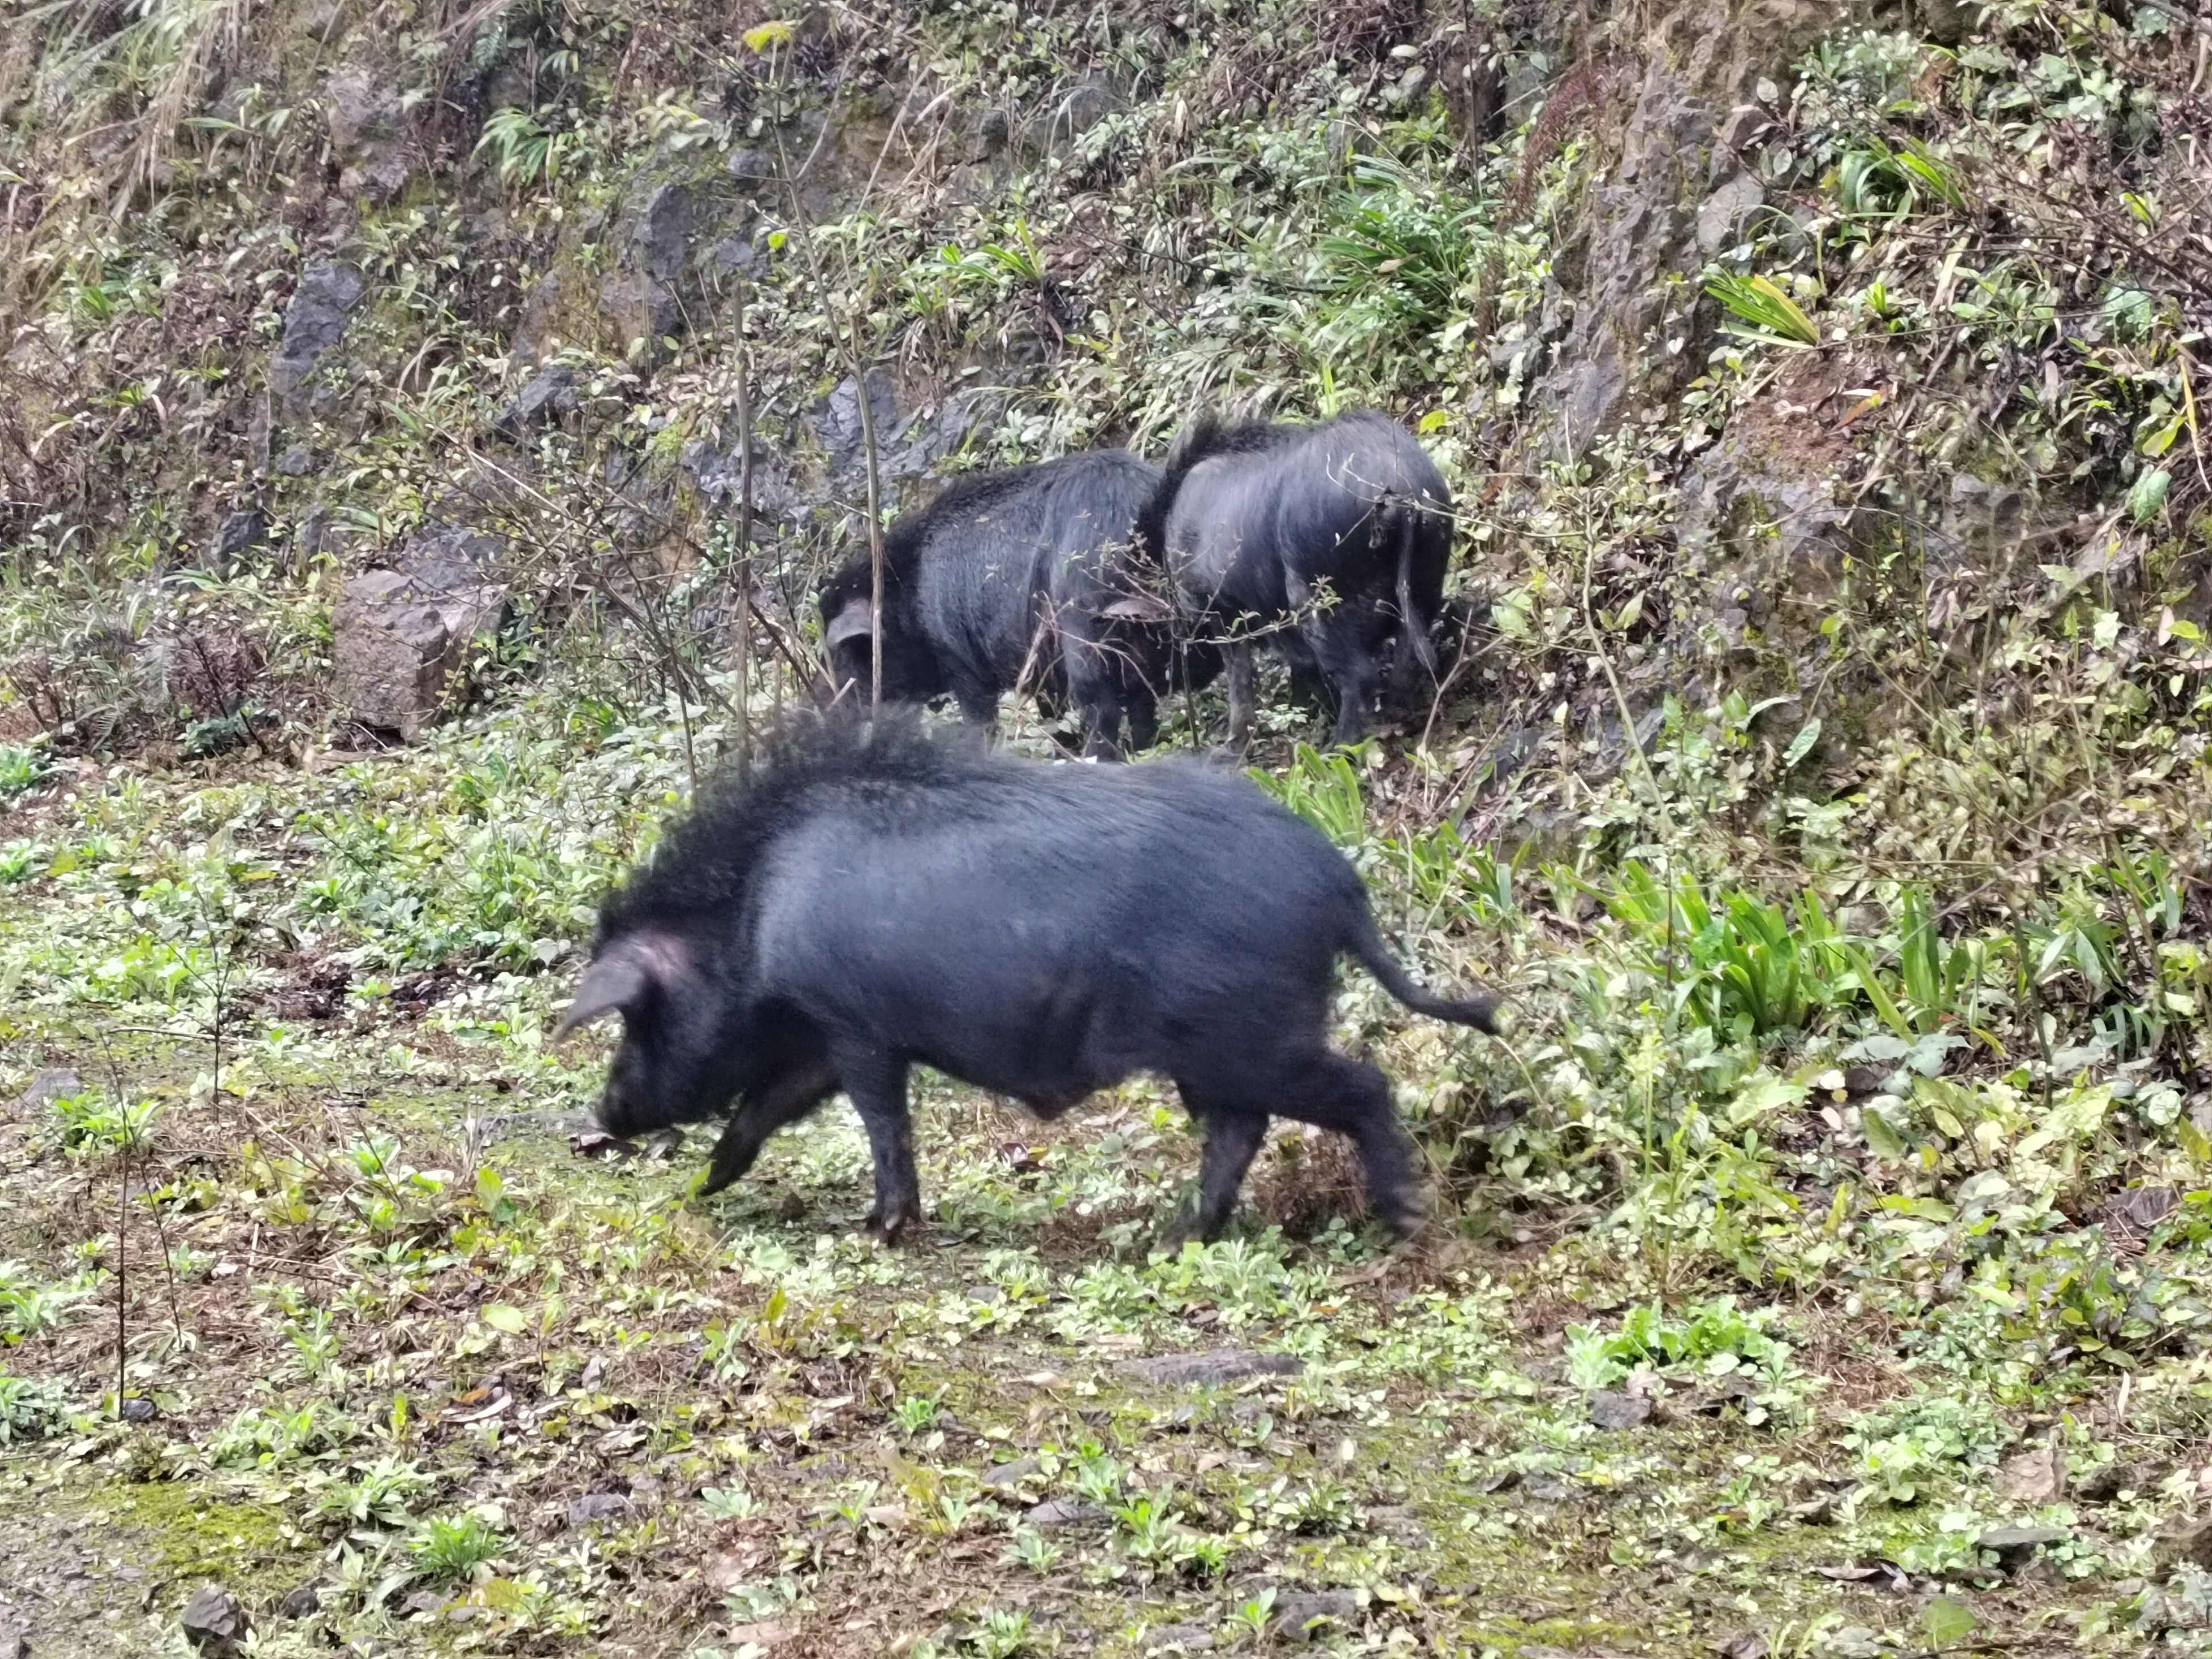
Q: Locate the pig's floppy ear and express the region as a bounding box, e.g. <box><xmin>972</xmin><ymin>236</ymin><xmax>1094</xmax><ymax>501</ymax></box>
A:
<box><xmin>552</xmin><ymin>950</ymin><xmax>653</xmax><ymax>1040</ymax></box>
<box><xmin>824</xmin><ymin>598</ymin><xmax>874</xmax><ymax>649</ymax></box>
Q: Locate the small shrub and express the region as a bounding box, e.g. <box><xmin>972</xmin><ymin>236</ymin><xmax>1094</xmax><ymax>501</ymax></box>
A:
<box><xmin>0</xmin><ymin>745</ymin><xmax>47</xmax><ymax>798</ymax></box>
<box><xmin>410</xmin><ymin>1509</ymin><xmax>509</xmax><ymax>1585</ymax></box>
<box><xmin>52</xmin><ymin>1092</ymin><xmax>160</xmax><ymax>1157</ymax></box>
<box><xmin>0</xmin><ymin>1372</ymin><xmax>70</xmax><ymax>1443</ymax></box>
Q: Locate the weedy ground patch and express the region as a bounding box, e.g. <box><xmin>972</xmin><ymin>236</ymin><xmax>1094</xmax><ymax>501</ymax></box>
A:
<box><xmin>0</xmin><ymin>695</ymin><xmax>2204</xmax><ymax>1657</ymax></box>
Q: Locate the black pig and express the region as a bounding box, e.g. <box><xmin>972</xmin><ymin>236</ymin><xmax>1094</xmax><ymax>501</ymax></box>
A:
<box><xmin>554</xmin><ymin>713</ymin><xmax>1498</xmax><ymax>1244</ymax></box>
<box><xmin>819</xmin><ymin>450</ymin><xmax>1174</xmax><ymax>759</ymax></box>
<box><xmin>1136</xmin><ymin>410</ymin><xmax>1453</xmax><ymax>747</ymax></box>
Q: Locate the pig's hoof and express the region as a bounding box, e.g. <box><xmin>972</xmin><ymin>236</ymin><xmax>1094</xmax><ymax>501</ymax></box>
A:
<box><xmin>865</xmin><ymin>1205</ymin><xmax>921</xmax><ymax>1244</ymax></box>
<box><xmin>1153</xmin><ymin>1214</ymin><xmax>1218</xmax><ymax>1252</ymax></box>
<box><xmin>696</xmin><ymin>1164</ymin><xmax>738</xmax><ymax>1197</ymax></box>
<box><xmin>1375</xmin><ymin>1197</ymin><xmax>1431</xmax><ymax>1243</ymax></box>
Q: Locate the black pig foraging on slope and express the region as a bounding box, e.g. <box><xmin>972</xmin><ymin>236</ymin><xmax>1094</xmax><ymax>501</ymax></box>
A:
<box><xmin>1136</xmin><ymin>409</ymin><xmax>1453</xmax><ymax>747</ymax></box>
<box><xmin>818</xmin><ymin>450</ymin><xmax>1175</xmax><ymax>759</ymax></box>
<box><xmin>554</xmin><ymin>714</ymin><xmax>1499</xmax><ymax>1245</ymax></box>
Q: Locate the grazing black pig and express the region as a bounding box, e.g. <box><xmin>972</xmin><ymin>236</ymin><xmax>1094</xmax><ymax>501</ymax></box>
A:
<box><xmin>554</xmin><ymin>713</ymin><xmax>1498</xmax><ymax>1244</ymax></box>
<box><xmin>819</xmin><ymin>450</ymin><xmax>1173</xmax><ymax>759</ymax></box>
<box><xmin>1135</xmin><ymin>410</ymin><xmax>1453</xmax><ymax>746</ymax></box>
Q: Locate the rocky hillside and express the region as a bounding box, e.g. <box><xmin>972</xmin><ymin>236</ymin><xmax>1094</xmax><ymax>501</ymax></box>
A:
<box><xmin>5</xmin><ymin>2</ymin><xmax>2207</xmax><ymax>788</ymax></box>
<box><xmin>4</xmin><ymin>1</ymin><xmax>2212</xmax><ymax>1655</ymax></box>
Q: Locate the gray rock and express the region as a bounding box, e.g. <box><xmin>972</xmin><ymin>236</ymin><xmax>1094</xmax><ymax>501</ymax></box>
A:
<box><xmin>288</xmin><ymin>505</ymin><xmax>368</xmax><ymax>573</ymax></box>
<box><xmin>1550</xmin><ymin>352</ymin><xmax>1630</xmax><ymax>460</ymax></box>
<box><xmin>1476</xmin><ymin>725</ymin><xmax>1546</xmax><ymax>792</ymax></box>
<box><xmin>245</xmin><ymin>402</ymin><xmax>273</xmax><ymax>476</ymax></box>
<box><xmin>1696</xmin><ymin>172</ymin><xmax>1766</xmax><ymax>256</ymax></box>
<box><xmin>180</xmin><ymin>1585</ymin><xmax>247</xmax><ymax>1653</ymax></box>
<box><xmin>269</xmin><ymin>261</ymin><xmax>364</xmax><ymax>405</ymax></box>
<box><xmin>210</xmin><ymin>510</ymin><xmax>266</xmax><ymax>574</ymax></box>
<box><xmin>493</xmin><ymin>366</ymin><xmax>578</xmax><ymax>441</ymax></box>
<box><xmin>633</xmin><ymin>183</ymin><xmax>693</xmax><ymax>283</ymax></box>
<box><xmin>1675</xmin><ymin>436</ymin><xmax>1862</xmax><ymax>603</ymax></box>
<box><xmin>727</xmin><ymin>147</ymin><xmax>776</xmax><ymax>182</ymax></box>
<box><xmin>601</xmin><ymin>447</ymin><xmax>679</xmax><ymax>547</ymax></box>
<box><xmin>276</xmin><ymin>1582</ymin><xmax>322</xmax><ymax>1620</ymax></box>
<box><xmin>980</xmin><ymin>1456</ymin><xmax>1041</xmax><ymax>1493</ymax></box>
<box><xmin>599</xmin><ymin>271</ymin><xmax>683</xmax><ymax>354</ymax></box>
<box><xmin>968</xmin><ymin>108</ymin><xmax>1012</xmax><ymax>161</ymax></box>
<box><xmin>1714</xmin><ymin>101</ymin><xmax>1769</xmax><ymax>165</ymax></box>
<box><xmin>15</xmin><ymin>1069</ymin><xmax>83</xmax><ymax>1112</ymax></box>
<box><xmin>312</xmin><ymin>68</ymin><xmax>382</xmax><ymax>140</ymax></box>
<box><xmin>565</xmin><ymin>1491</ymin><xmax>635</xmax><ymax>1526</ymax></box>
<box><xmin>813</xmin><ymin>371</ymin><xmax>902</xmax><ymax>478</ymax></box>
<box><xmin>1147</xmin><ymin>1622</ymin><xmax>1215</xmax><ymax>1652</ymax></box>
<box><xmin>1918</xmin><ymin>0</ymin><xmax>1977</xmax><ymax>45</ymax></box>
<box><xmin>512</xmin><ymin>270</ymin><xmax>568</xmax><ymax>365</ymax></box>
<box><xmin>341</xmin><ymin>150</ymin><xmax>416</xmax><ymax>203</ymax></box>
<box><xmin>1267</xmin><ymin>1588</ymin><xmax>1360</xmax><ymax>1644</ymax></box>
<box><xmin>1123</xmin><ymin>1350</ymin><xmax>1303</xmax><ymax>1387</ymax></box>
<box><xmin>1024</xmin><ymin>1498</ymin><xmax>1108</xmax><ymax>1529</ymax></box>
<box><xmin>1363</xmin><ymin>1503</ymin><xmax>1430</xmax><ymax>1545</ymax></box>
<box><xmin>893</xmin><ymin>388</ymin><xmax>1002</xmax><ymax>477</ymax></box>
<box><xmin>1588</xmin><ymin>1390</ymin><xmax>1653</xmax><ymax>1430</ymax></box>
<box><xmin>711</xmin><ymin>227</ymin><xmax>769</xmax><ymax>280</ymax></box>
<box><xmin>680</xmin><ymin>436</ymin><xmax>808</xmax><ymax>528</ymax></box>
<box><xmin>274</xmin><ymin>444</ymin><xmax>316</xmax><ymax>477</ymax></box>
<box><xmin>2158</xmin><ymin>1519</ymin><xmax>2212</xmax><ymax>1572</ymax></box>
<box><xmin>120</xmin><ymin>1397</ymin><xmax>157</xmax><ymax>1423</ymax></box>
<box><xmin>471</xmin><ymin>1109</ymin><xmax>594</xmax><ymax>1143</ymax></box>
<box><xmin>323</xmin><ymin>70</ymin><xmax>412</xmax><ymax>202</ymax></box>
<box><xmin>331</xmin><ymin>541</ymin><xmax>508</xmax><ymax>741</ymax></box>
<box><xmin>1049</xmin><ymin>73</ymin><xmax>1121</xmax><ymax>145</ymax></box>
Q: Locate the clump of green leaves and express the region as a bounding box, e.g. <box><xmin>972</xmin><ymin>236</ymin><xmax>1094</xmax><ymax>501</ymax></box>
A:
<box><xmin>0</xmin><ymin>1371</ymin><xmax>70</xmax><ymax>1441</ymax></box>
<box><xmin>474</xmin><ymin>106</ymin><xmax>573</xmax><ymax>193</ymax></box>
<box><xmin>312</xmin><ymin>1454</ymin><xmax>432</xmax><ymax>1534</ymax></box>
<box><xmin>1839</xmin><ymin>1390</ymin><xmax>2011</xmax><ymax>1507</ymax></box>
<box><xmin>1568</xmin><ymin>1298</ymin><xmax>1793</xmax><ymax>1388</ymax></box>
<box><xmin>0</xmin><ymin>1261</ymin><xmax>95</xmax><ymax>1342</ymax></box>
<box><xmin>51</xmin><ymin>1091</ymin><xmax>160</xmax><ymax>1156</ymax></box>
<box><xmin>410</xmin><ymin>1508</ymin><xmax>509</xmax><ymax>1585</ymax></box>
<box><xmin>1251</xmin><ymin>743</ymin><xmax>1367</xmax><ymax>845</ymax></box>
<box><xmin>1705</xmin><ymin>273</ymin><xmax>1820</xmax><ymax>345</ymax></box>
<box><xmin>1309</xmin><ymin>152</ymin><xmax>1485</xmax><ymax>368</ymax></box>
<box><xmin>0</xmin><ymin>745</ymin><xmax>48</xmax><ymax>798</ymax></box>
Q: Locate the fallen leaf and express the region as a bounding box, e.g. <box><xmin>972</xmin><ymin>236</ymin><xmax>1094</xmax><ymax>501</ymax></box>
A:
<box><xmin>704</xmin><ymin>1551</ymin><xmax>752</xmax><ymax>1592</ymax></box>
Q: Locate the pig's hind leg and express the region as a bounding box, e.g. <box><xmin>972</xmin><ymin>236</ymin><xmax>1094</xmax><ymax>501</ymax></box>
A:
<box><xmin>1161</xmin><ymin>1086</ymin><xmax>1269</xmax><ymax>1246</ymax></box>
<box><xmin>1256</xmin><ymin>1049</ymin><xmax>1426</xmax><ymax>1238</ymax></box>
<box><xmin>834</xmin><ymin>1041</ymin><xmax>925</xmax><ymax>1243</ymax></box>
